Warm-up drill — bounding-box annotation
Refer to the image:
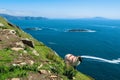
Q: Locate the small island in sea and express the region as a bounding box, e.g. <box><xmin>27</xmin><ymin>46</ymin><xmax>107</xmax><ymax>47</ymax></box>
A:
<box><xmin>67</xmin><ymin>29</ymin><xmax>96</xmax><ymax>32</ymax></box>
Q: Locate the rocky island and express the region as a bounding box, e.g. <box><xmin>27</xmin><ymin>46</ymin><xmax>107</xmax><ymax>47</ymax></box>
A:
<box><xmin>68</xmin><ymin>29</ymin><xmax>96</xmax><ymax>32</ymax></box>
<box><xmin>0</xmin><ymin>16</ymin><xmax>94</xmax><ymax>80</ymax></box>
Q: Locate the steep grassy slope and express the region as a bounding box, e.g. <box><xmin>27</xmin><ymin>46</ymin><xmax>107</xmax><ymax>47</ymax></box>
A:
<box><xmin>0</xmin><ymin>17</ymin><xmax>94</xmax><ymax>80</ymax></box>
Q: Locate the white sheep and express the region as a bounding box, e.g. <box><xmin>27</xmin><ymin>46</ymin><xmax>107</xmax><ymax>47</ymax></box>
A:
<box><xmin>65</xmin><ymin>54</ymin><xmax>82</xmax><ymax>68</ymax></box>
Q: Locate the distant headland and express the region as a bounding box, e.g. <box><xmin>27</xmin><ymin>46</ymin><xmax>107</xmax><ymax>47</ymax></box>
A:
<box><xmin>0</xmin><ymin>14</ymin><xmax>47</xmax><ymax>20</ymax></box>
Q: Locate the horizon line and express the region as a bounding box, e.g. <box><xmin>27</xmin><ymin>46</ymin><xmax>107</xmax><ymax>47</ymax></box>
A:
<box><xmin>0</xmin><ymin>13</ymin><xmax>120</xmax><ymax>20</ymax></box>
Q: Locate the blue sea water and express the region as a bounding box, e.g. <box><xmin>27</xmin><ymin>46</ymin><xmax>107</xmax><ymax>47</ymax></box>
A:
<box><xmin>10</xmin><ymin>19</ymin><xmax>120</xmax><ymax>80</ymax></box>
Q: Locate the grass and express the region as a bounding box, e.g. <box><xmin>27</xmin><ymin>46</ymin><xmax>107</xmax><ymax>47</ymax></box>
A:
<box><xmin>0</xmin><ymin>64</ymin><xmax>39</xmax><ymax>80</ymax></box>
<box><xmin>0</xmin><ymin>48</ymin><xmax>14</xmax><ymax>65</ymax></box>
<box><xmin>75</xmin><ymin>72</ymin><xmax>95</xmax><ymax>80</ymax></box>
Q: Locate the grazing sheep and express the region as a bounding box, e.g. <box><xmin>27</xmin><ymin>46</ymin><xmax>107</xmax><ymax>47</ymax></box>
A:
<box><xmin>65</xmin><ymin>54</ymin><xmax>82</xmax><ymax>68</ymax></box>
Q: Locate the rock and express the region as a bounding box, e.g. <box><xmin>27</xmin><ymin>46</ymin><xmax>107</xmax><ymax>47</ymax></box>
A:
<box><xmin>37</xmin><ymin>64</ymin><xmax>43</xmax><ymax>69</ymax></box>
<box><xmin>49</xmin><ymin>75</ymin><xmax>59</xmax><ymax>80</ymax></box>
<box><xmin>21</xmin><ymin>38</ymin><xmax>34</xmax><ymax>48</ymax></box>
<box><xmin>9</xmin><ymin>30</ymin><xmax>16</xmax><ymax>35</ymax></box>
<box><xmin>0</xmin><ymin>23</ymin><xmax>4</xmax><ymax>27</ymax></box>
<box><xmin>39</xmin><ymin>70</ymin><xmax>48</xmax><ymax>74</ymax></box>
<box><xmin>15</xmin><ymin>41</ymin><xmax>25</xmax><ymax>48</ymax></box>
<box><xmin>12</xmin><ymin>64</ymin><xmax>19</xmax><ymax>66</ymax></box>
<box><xmin>13</xmin><ymin>61</ymin><xmax>27</xmax><ymax>66</ymax></box>
<box><xmin>6</xmin><ymin>36</ymin><xmax>9</xmax><ymax>39</ymax></box>
<box><xmin>11</xmin><ymin>47</ymin><xmax>24</xmax><ymax>51</ymax></box>
<box><xmin>2</xmin><ymin>29</ymin><xmax>16</xmax><ymax>35</ymax></box>
<box><xmin>28</xmin><ymin>60</ymin><xmax>34</xmax><ymax>65</ymax></box>
<box><xmin>11</xmin><ymin>78</ymin><xmax>20</xmax><ymax>80</ymax></box>
<box><xmin>15</xmin><ymin>61</ymin><xmax>23</xmax><ymax>64</ymax></box>
<box><xmin>20</xmin><ymin>62</ymin><xmax>26</xmax><ymax>66</ymax></box>
<box><xmin>7</xmin><ymin>22</ymin><xmax>15</xmax><ymax>28</ymax></box>
<box><xmin>12</xmin><ymin>61</ymin><xmax>26</xmax><ymax>66</ymax></box>
<box><xmin>23</xmin><ymin>50</ymin><xmax>27</xmax><ymax>54</ymax></box>
<box><xmin>32</xmin><ymin>50</ymin><xmax>39</xmax><ymax>56</ymax></box>
<box><xmin>73</xmin><ymin>77</ymin><xmax>76</xmax><ymax>79</ymax></box>
<box><xmin>39</xmin><ymin>70</ymin><xmax>51</xmax><ymax>75</ymax></box>
<box><xmin>49</xmin><ymin>75</ymin><xmax>58</xmax><ymax>78</ymax></box>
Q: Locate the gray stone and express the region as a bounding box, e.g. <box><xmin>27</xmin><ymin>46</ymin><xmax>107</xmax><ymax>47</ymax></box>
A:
<box><xmin>39</xmin><ymin>70</ymin><xmax>51</xmax><ymax>75</ymax></box>
<box><xmin>16</xmin><ymin>41</ymin><xmax>25</xmax><ymax>48</ymax></box>
<box><xmin>11</xmin><ymin>78</ymin><xmax>20</xmax><ymax>80</ymax></box>
<box><xmin>28</xmin><ymin>60</ymin><xmax>34</xmax><ymax>65</ymax></box>
<box><xmin>11</xmin><ymin>47</ymin><xmax>24</xmax><ymax>51</ymax></box>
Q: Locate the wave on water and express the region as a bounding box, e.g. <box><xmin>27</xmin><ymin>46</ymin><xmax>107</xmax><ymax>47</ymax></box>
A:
<box><xmin>48</xmin><ymin>42</ymin><xmax>57</xmax><ymax>45</ymax></box>
<box><xmin>86</xmin><ymin>29</ymin><xmax>96</xmax><ymax>32</ymax></box>
<box><xmin>81</xmin><ymin>55</ymin><xmax>120</xmax><ymax>64</ymax></box>
<box><xmin>42</xmin><ymin>27</ymin><xmax>59</xmax><ymax>31</ymax></box>
<box><xmin>93</xmin><ymin>25</ymin><xmax>118</xmax><ymax>28</ymax></box>
<box><xmin>47</xmin><ymin>28</ymin><xmax>58</xmax><ymax>31</ymax></box>
<box><xmin>25</xmin><ymin>27</ymin><xmax>42</xmax><ymax>31</ymax></box>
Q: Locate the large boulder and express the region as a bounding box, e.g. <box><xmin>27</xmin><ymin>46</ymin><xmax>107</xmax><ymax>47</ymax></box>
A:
<box><xmin>21</xmin><ymin>38</ymin><xmax>34</xmax><ymax>48</ymax></box>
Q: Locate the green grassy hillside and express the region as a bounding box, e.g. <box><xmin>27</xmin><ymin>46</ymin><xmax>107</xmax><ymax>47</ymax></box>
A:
<box><xmin>0</xmin><ymin>16</ymin><xmax>94</xmax><ymax>80</ymax></box>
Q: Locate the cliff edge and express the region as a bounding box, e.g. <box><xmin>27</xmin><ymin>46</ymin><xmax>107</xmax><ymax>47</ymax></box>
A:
<box><xmin>0</xmin><ymin>17</ymin><xmax>94</xmax><ymax>80</ymax></box>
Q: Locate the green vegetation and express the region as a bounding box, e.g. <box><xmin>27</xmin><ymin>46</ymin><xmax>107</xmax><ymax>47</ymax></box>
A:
<box><xmin>0</xmin><ymin>64</ymin><xmax>39</xmax><ymax>80</ymax></box>
<box><xmin>0</xmin><ymin>48</ymin><xmax>14</xmax><ymax>65</ymax></box>
<box><xmin>0</xmin><ymin>16</ymin><xmax>94</xmax><ymax>80</ymax></box>
<box><xmin>63</xmin><ymin>64</ymin><xmax>77</xmax><ymax>79</ymax></box>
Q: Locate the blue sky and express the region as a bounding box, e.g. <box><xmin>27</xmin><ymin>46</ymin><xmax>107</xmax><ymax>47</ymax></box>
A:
<box><xmin>0</xmin><ymin>0</ymin><xmax>120</xmax><ymax>19</ymax></box>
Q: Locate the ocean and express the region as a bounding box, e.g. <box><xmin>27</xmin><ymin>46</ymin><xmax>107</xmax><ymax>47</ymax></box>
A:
<box><xmin>10</xmin><ymin>19</ymin><xmax>120</xmax><ymax>80</ymax></box>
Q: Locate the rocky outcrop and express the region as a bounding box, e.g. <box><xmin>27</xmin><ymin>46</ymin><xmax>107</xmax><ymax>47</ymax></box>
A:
<box><xmin>0</xmin><ymin>29</ymin><xmax>20</xmax><ymax>49</ymax></box>
<box><xmin>1</xmin><ymin>29</ymin><xmax>16</xmax><ymax>35</ymax></box>
<box><xmin>21</xmin><ymin>38</ymin><xmax>34</xmax><ymax>48</ymax></box>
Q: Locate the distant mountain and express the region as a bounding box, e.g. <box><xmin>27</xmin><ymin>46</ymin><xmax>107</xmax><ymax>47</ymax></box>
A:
<box><xmin>82</xmin><ymin>17</ymin><xmax>109</xmax><ymax>20</ymax></box>
<box><xmin>0</xmin><ymin>14</ymin><xmax>47</xmax><ymax>20</ymax></box>
<box><xmin>92</xmin><ymin>17</ymin><xmax>109</xmax><ymax>20</ymax></box>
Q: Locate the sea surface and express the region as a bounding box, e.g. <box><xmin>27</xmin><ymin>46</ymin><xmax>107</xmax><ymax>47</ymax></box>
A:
<box><xmin>10</xmin><ymin>19</ymin><xmax>120</xmax><ymax>80</ymax></box>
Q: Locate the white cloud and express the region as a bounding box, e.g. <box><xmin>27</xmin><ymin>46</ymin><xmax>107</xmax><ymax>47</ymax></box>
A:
<box><xmin>0</xmin><ymin>8</ymin><xmax>12</xmax><ymax>14</ymax></box>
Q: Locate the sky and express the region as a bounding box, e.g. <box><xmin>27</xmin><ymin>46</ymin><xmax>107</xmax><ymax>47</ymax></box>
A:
<box><xmin>0</xmin><ymin>0</ymin><xmax>120</xmax><ymax>19</ymax></box>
